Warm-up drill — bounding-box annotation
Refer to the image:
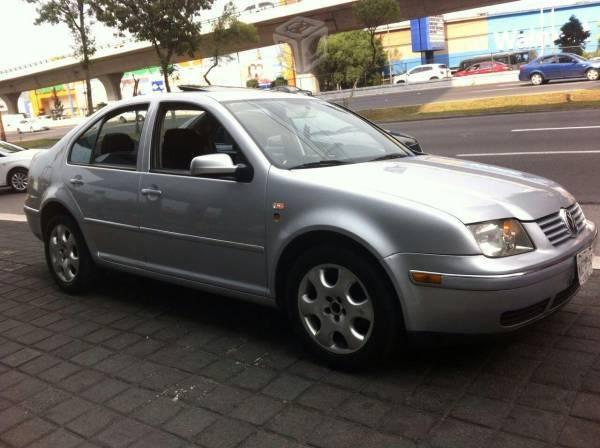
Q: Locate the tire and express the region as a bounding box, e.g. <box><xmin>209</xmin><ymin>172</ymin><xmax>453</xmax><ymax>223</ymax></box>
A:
<box><xmin>586</xmin><ymin>68</ymin><xmax>599</xmax><ymax>81</ymax></box>
<box><xmin>430</xmin><ymin>76</ymin><xmax>440</xmax><ymax>80</ymax></box>
<box><xmin>285</xmin><ymin>244</ymin><xmax>401</xmax><ymax>369</ymax></box>
<box><xmin>530</xmin><ymin>73</ymin><xmax>544</xmax><ymax>86</ymax></box>
<box><xmin>44</xmin><ymin>214</ymin><xmax>98</xmax><ymax>294</ymax></box>
<box><xmin>8</xmin><ymin>168</ymin><xmax>28</xmax><ymax>193</ymax></box>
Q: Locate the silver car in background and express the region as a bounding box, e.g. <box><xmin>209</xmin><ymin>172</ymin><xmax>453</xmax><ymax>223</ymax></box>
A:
<box><xmin>24</xmin><ymin>89</ymin><xmax>596</xmax><ymax>367</ymax></box>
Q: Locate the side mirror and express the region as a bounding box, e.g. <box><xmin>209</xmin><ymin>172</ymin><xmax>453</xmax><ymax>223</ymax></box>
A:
<box><xmin>386</xmin><ymin>130</ymin><xmax>425</xmax><ymax>155</ymax></box>
<box><xmin>190</xmin><ymin>153</ymin><xmax>253</xmax><ymax>182</ymax></box>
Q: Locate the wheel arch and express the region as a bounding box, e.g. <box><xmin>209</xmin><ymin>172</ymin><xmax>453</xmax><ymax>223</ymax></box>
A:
<box><xmin>40</xmin><ymin>201</ymin><xmax>78</xmax><ymax>238</ymax></box>
<box><xmin>273</xmin><ymin>229</ymin><xmax>404</xmax><ymax>323</ymax></box>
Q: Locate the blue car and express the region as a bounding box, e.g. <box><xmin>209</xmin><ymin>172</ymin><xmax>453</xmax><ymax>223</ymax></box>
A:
<box><xmin>519</xmin><ymin>53</ymin><xmax>600</xmax><ymax>85</ymax></box>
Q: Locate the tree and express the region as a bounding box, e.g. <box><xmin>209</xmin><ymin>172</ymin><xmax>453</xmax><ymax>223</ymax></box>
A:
<box><xmin>0</xmin><ymin>113</ymin><xmax>6</xmax><ymax>142</ymax></box>
<box><xmin>353</xmin><ymin>0</ymin><xmax>399</xmax><ymax>71</ymax></box>
<box><xmin>315</xmin><ymin>30</ymin><xmax>387</xmax><ymax>91</ymax></box>
<box><xmin>203</xmin><ymin>2</ymin><xmax>257</xmax><ymax>85</ymax></box>
<box><xmin>554</xmin><ymin>15</ymin><xmax>591</xmax><ymax>55</ymax></box>
<box><xmin>93</xmin><ymin>0</ymin><xmax>212</xmax><ymax>92</ymax></box>
<box><xmin>246</xmin><ymin>79</ymin><xmax>259</xmax><ymax>88</ymax></box>
<box><xmin>25</xmin><ymin>0</ymin><xmax>96</xmax><ymax>115</ymax></box>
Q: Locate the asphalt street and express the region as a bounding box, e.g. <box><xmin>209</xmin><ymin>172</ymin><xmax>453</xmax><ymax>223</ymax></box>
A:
<box><xmin>386</xmin><ymin>108</ymin><xmax>600</xmax><ymax>204</ymax></box>
<box><xmin>344</xmin><ymin>78</ymin><xmax>600</xmax><ymax>111</ymax></box>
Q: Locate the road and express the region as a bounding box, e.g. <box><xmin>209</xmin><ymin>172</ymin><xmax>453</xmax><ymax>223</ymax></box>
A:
<box><xmin>5</xmin><ymin>124</ymin><xmax>75</xmax><ymax>144</ymax></box>
<box><xmin>343</xmin><ymin>78</ymin><xmax>600</xmax><ymax>111</ymax></box>
<box><xmin>385</xmin><ymin>108</ymin><xmax>600</xmax><ymax>204</ymax></box>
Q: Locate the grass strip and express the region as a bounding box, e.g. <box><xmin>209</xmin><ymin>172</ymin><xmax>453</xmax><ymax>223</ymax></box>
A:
<box><xmin>359</xmin><ymin>89</ymin><xmax>600</xmax><ymax>122</ymax></box>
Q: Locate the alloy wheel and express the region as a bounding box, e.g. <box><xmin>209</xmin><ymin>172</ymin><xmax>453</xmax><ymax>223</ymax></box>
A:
<box><xmin>48</xmin><ymin>224</ymin><xmax>80</xmax><ymax>283</ymax></box>
<box><xmin>10</xmin><ymin>171</ymin><xmax>28</xmax><ymax>192</ymax></box>
<box><xmin>298</xmin><ymin>264</ymin><xmax>374</xmax><ymax>354</ymax></box>
<box><xmin>531</xmin><ymin>73</ymin><xmax>543</xmax><ymax>85</ymax></box>
<box><xmin>587</xmin><ymin>69</ymin><xmax>599</xmax><ymax>81</ymax></box>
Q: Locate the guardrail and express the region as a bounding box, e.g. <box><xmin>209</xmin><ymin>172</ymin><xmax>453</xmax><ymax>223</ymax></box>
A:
<box><xmin>317</xmin><ymin>70</ymin><xmax>520</xmax><ymax>101</ymax></box>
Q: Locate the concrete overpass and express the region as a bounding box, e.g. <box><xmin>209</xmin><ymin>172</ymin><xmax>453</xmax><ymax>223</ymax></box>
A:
<box><xmin>0</xmin><ymin>0</ymin><xmax>508</xmax><ymax>113</ymax></box>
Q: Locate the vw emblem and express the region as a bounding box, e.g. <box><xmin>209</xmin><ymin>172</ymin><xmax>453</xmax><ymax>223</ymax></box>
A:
<box><xmin>559</xmin><ymin>209</ymin><xmax>578</xmax><ymax>236</ymax></box>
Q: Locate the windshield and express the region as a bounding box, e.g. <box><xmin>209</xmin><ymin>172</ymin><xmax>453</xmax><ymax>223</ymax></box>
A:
<box><xmin>224</xmin><ymin>99</ymin><xmax>410</xmax><ymax>169</ymax></box>
<box><xmin>0</xmin><ymin>141</ymin><xmax>25</xmax><ymax>154</ymax></box>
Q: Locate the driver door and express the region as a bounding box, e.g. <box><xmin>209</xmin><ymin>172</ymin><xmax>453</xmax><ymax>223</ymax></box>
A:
<box><xmin>139</xmin><ymin>101</ymin><xmax>268</xmax><ymax>296</ymax></box>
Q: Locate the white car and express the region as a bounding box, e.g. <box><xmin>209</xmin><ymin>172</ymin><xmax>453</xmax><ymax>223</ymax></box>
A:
<box><xmin>16</xmin><ymin>118</ymin><xmax>50</xmax><ymax>134</ymax></box>
<box><xmin>0</xmin><ymin>141</ymin><xmax>45</xmax><ymax>192</ymax></box>
<box><xmin>393</xmin><ymin>64</ymin><xmax>451</xmax><ymax>84</ymax></box>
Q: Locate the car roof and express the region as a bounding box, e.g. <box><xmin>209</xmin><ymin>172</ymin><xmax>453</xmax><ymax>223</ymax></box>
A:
<box><xmin>108</xmin><ymin>87</ymin><xmax>314</xmax><ymax>107</ymax></box>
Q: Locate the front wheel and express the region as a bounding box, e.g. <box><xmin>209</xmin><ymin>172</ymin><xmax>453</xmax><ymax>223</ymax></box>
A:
<box><xmin>586</xmin><ymin>68</ymin><xmax>599</xmax><ymax>81</ymax></box>
<box><xmin>44</xmin><ymin>215</ymin><xmax>98</xmax><ymax>294</ymax></box>
<box><xmin>8</xmin><ymin>168</ymin><xmax>28</xmax><ymax>193</ymax></box>
<box><xmin>530</xmin><ymin>73</ymin><xmax>544</xmax><ymax>86</ymax></box>
<box><xmin>285</xmin><ymin>245</ymin><xmax>401</xmax><ymax>369</ymax></box>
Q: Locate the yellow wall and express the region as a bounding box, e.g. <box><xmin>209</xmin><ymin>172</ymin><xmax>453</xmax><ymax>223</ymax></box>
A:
<box><xmin>446</xmin><ymin>18</ymin><xmax>488</xmax><ymax>54</ymax></box>
<box><xmin>379</xmin><ymin>28</ymin><xmax>420</xmax><ymax>62</ymax></box>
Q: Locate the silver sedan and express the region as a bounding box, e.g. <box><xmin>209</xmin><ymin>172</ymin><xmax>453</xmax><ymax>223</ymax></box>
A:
<box><xmin>24</xmin><ymin>89</ymin><xmax>596</xmax><ymax>368</ymax></box>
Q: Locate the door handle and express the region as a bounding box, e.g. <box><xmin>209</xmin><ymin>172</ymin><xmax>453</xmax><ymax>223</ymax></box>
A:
<box><xmin>69</xmin><ymin>177</ymin><xmax>84</xmax><ymax>186</ymax></box>
<box><xmin>141</xmin><ymin>188</ymin><xmax>162</xmax><ymax>197</ymax></box>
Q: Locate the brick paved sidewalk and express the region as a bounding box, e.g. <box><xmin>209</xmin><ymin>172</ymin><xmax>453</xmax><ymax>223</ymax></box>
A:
<box><xmin>1</xmin><ymin>219</ymin><xmax>600</xmax><ymax>448</ymax></box>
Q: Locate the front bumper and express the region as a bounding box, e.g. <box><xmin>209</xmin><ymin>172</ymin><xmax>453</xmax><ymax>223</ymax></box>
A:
<box><xmin>384</xmin><ymin>219</ymin><xmax>597</xmax><ymax>334</ymax></box>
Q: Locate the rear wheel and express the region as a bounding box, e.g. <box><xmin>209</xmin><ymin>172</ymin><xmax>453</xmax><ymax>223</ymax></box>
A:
<box><xmin>586</xmin><ymin>68</ymin><xmax>599</xmax><ymax>81</ymax></box>
<box><xmin>430</xmin><ymin>76</ymin><xmax>440</xmax><ymax>80</ymax></box>
<box><xmin>285</xmin><ymin>244</ymin><xmax>401</xmax><ymax>369</ymax></box>
<box><xmin>44</xmin><ymin>215</ymin><xmax>98</xmax><ymax>293</ymax></box>
<box><xmin>530</xmin><ymin>73</ymin><xmax>544</xmax><ymax>86</ymax></box>
<box><xmin>8</xmin><ymin>168</ymin><xmax>28</xmax><ymax>193</ymax></box>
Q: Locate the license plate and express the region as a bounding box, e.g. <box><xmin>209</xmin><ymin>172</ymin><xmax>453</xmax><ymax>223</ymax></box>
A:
<box><xmin>577</xmin><ymin>246</ymin><xmax>594</xmax><ymax>286</ymax></box>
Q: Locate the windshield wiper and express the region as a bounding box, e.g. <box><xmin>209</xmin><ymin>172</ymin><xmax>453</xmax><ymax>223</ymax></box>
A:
<box><xmin>369</xmin><ymin>153</ymin><xmax>407</xmax><ymax>162</ymax></box>
<box><xmin>291</xmin><ymin>160</ymin><xmax>350</xmax><ymax>169</ymax></box>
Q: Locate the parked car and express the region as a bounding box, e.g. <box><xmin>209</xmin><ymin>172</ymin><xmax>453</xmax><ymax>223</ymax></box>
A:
<box><xmin>242</xmin><ymin>1</ymin><xmax>274</xmax><ymax>12</ymax></box>
<box><xmin>519</xmin><ymin>53</ymin><xmax>600</xmax><ymax>85</ymax></box>
<box><xmin>393</xmin><ymin>64</ymin><xmax>451</xmax><ymax>84</ymax></box>
<box><xmin>16</xmin><ymin>117</ymin><xmax>50</xmax><ymax>133</ymax></box>
<box><xmin>24</xmin><ymin>89</ymin><xmax>596</xmax><ymax>367</ymax></box>
<box><xmin>270</xmin><ymin>85</ymin><xmax>313</xmax><ymax>96</ymax></box>
<box><xmin>0</xmin><ymin>140</ymin><xmax>45</xmax><ymax>192</ymax></box>
<box><xmin>453</xmin><ymin>61</ymin><xmax>512</xmax><ymax>77</ymax></box>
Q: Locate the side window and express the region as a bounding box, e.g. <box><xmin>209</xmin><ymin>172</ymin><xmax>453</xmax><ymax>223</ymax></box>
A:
<box><xmin>558</xmin><ymin>56</ymin><xmax>573</xmax><ymax>63</ymax></box>
<box><xmin>69</xmin><ymin>105</ymin><xmax>148</xmax><ymax>168</ymax></box>
<box><xmin>153</xmin><ymin>105</ymin><xmax>245</xmax><ymax>173</ymax></box>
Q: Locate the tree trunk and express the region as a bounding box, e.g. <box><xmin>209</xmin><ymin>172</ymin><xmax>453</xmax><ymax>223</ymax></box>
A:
<box><xmin>203</xmin><ymin>59</ymin><xmax>219</xmax><ymax>85</ymax></box>
<box><xmin>0</xmin><ymin>113</ymin><xmax>6</xmax><ymax>142</ymax></box>
<box><xmin>162</xmin><ymin>64</ymin><xmax>171</xmax><ymax>93</ymax></box>
<box><xmin>78</xmin><ymin>1</ymin><xmax>93</xmax><ymax>115</ymax></box>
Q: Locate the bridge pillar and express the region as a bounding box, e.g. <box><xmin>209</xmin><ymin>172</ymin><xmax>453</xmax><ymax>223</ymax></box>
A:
<box><xmin>98</xmin><ymin>72</ymin><xmax>124</xmax><ymax>102</ymax></box>
<box><xmin>0</xmin><ymin>92</ymin><xmax>21</xmax><ymax>114</ymax></box>
<box><xmin>273</xmin><ymin>17</ymin><xmax>326</xmax><ymax>94</ymax></box>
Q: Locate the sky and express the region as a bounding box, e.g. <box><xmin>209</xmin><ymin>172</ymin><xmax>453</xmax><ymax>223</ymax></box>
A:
<box><xmin>0</xmin><ymin>0</ymin><xmax>590</xmax><ymax>68</ymax></box>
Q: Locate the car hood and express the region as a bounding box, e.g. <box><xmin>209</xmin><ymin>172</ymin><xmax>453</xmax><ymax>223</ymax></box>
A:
<box><xmin>290</xmin><ymin>155</ymin><xmax>573</xmax><ymax>223</ymax></box>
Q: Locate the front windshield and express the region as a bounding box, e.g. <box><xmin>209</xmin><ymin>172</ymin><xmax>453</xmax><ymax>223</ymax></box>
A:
<box><xmin>0</xmin><ymin>141</ymin><xmax>24</xmax><ymax>154</ymax></box>
<box><xmin>224</xmin><ymin>99</ymin><xmax>410</xmax><ymax>169</ymax></box>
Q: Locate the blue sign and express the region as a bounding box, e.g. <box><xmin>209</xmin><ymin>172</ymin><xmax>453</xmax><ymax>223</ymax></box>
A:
<box><xmin>151</xmin><ymin>80</ymin><xmax>164</xmax><ymax>92</ymax></box>
<box><xmin>411</xmin><ymin>16</ymin><xmax>445</xmax><ymax>52</ymax></box>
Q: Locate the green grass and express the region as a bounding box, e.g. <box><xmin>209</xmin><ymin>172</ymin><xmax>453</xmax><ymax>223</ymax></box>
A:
<box><xmin>16</xmin><ymin>138</ymin><xmax>60</xmax><ymax>149</ymax></box>
<box><xmin>359</xmin><ymin>90</ymin><xmax>600</xmax><ymax>122</ymax></box>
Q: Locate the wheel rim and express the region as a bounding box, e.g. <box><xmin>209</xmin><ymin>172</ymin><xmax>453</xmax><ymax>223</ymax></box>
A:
<box><xmin>588</xmin><ymin>70</ymin><xmax>599</xmax><ymax>81</ymax></box>
<box><xmin>298</xmin><ymin>264</ymin><xmax>374</xmax><ymax>354</ymax></box>
<box><xmin>11</xmin><ymin>172</ymin><xmax>28</xmax><ymax>191</ymax></box>
<box><xmin>49</xmin><ymin>224</ymin><xmax>79</xmax><ymax>283</ymax></box>
<box><xmin>532</xmin><ymin>74</ymin><xmax>542</xmax><ymax>85</ymax></box>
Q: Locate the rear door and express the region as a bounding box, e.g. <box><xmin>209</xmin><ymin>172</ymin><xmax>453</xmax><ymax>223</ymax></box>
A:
<box><xmin>64</xmin><ymin>104</ymin><xmax>149</xmax><ymax>264</ymax></box>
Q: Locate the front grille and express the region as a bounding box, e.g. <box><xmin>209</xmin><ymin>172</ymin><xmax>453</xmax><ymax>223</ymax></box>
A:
<box><xmin>500</xmin><ymin>298</ymin><xmax>550</xmax><ymax>327</ymax></box>
<box><xmin>536</xmin><ymin>202</ymin><xmax>585</xmax><ymax>246</ymax></box>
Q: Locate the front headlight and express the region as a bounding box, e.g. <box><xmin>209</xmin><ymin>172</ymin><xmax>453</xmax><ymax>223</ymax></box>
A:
<box><xmin>468</xmin><ymin>219</ymin><xmax>534</xmax><ymax>258</ymax></box>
